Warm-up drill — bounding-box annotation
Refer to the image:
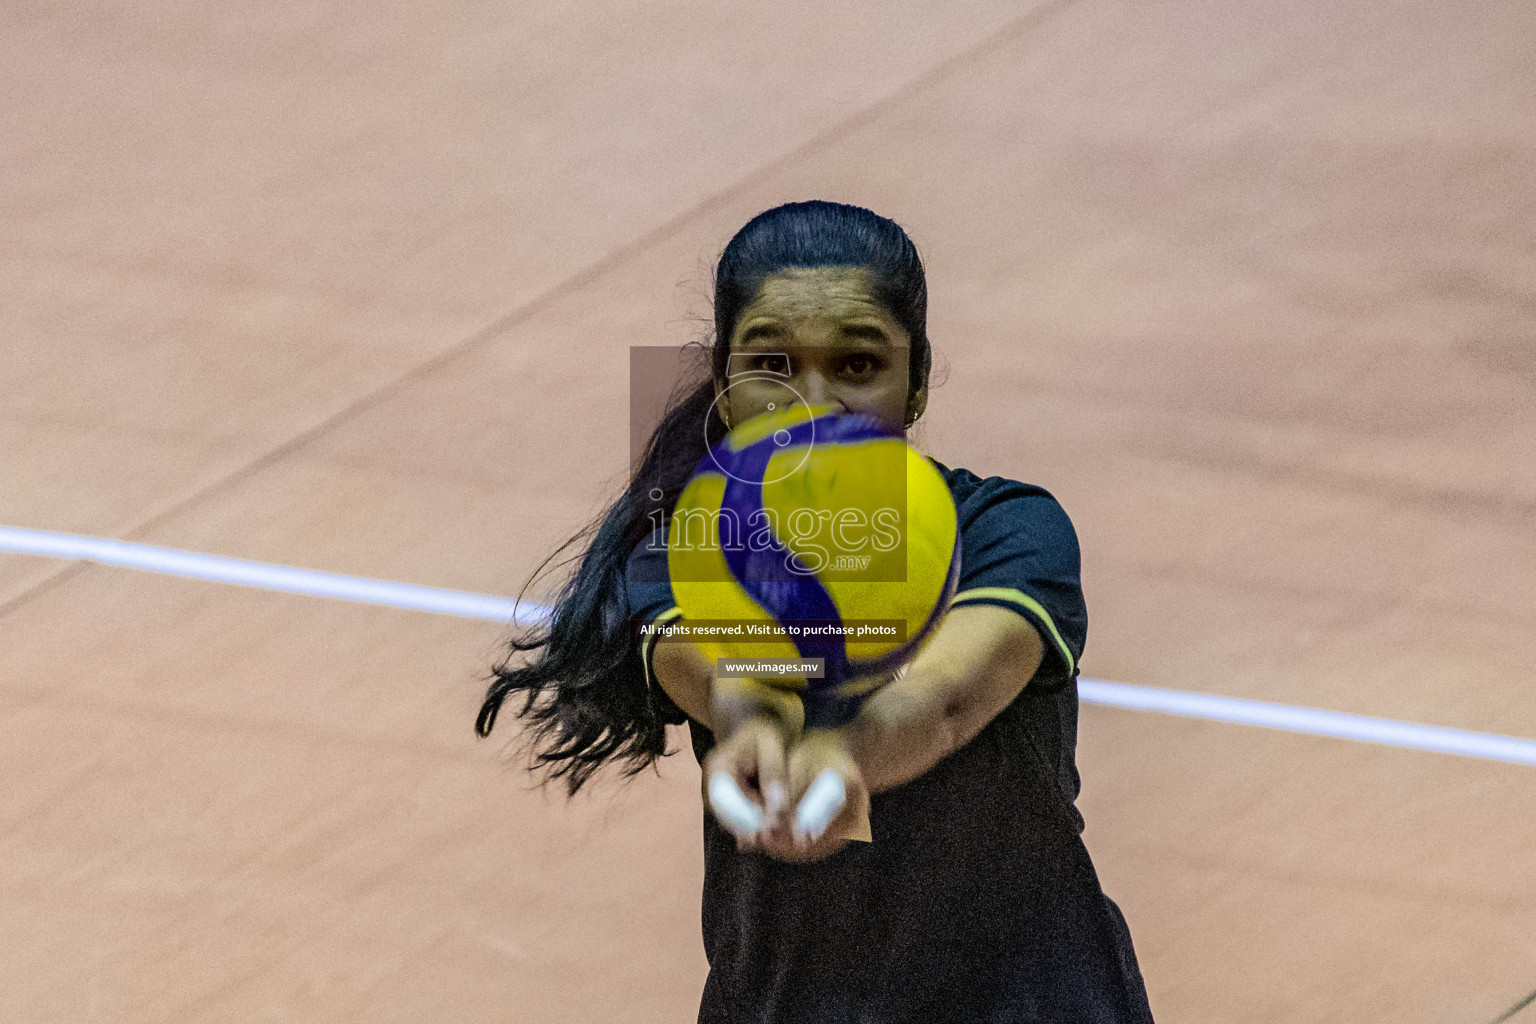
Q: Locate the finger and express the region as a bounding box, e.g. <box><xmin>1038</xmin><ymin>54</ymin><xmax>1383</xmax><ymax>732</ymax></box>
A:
<box><xmin>708</xmin><ymin>772</ymin><xmax>764</xmax><ymax>837</ymax></box>
<box><xmin>754</xmin><ymin>726</ymin><xmax>789</xmax><ymax>828</ymax></box>
<box><xmin>794</xmin><ymin>769</ymin><xmax>846</xmax><ymax>842</ymax></box>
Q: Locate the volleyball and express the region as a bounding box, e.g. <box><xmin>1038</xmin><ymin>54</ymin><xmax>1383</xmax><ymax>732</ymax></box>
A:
<box><xmin>668</xmin><ymin>403</ymin><xmax>960</xmax><ymax>729</ymax></box>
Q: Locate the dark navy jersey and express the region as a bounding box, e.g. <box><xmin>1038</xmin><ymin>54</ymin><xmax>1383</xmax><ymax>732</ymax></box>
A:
<box><xmin>626</xmin><ymin>461</ymin><xmax>1154</xmax><ymax>1023</ymax></box>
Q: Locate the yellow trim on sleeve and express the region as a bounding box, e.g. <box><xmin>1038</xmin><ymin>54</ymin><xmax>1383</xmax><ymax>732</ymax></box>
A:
<box><xmin>948</xmin><ymin>587</ymin><xmax>1076</xmax><ymax>676</ymax></box>
<box><xmin>639</xmin><ymin>605</ymin><xmax>684</xmax><ymax>690</ymax></box>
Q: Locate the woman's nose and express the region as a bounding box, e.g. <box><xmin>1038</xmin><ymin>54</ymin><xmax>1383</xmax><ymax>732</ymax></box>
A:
<box><xmin>797</xmin><ymin>370</ymin><xmax>837</xmax><ymax>408</ymax></box>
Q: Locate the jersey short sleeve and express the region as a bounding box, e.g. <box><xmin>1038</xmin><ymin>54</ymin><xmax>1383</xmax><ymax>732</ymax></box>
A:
<box><xmin>625</xmin><ymin>534</ymin><xmax>687</xmax><ymax>723</ymax></box>
<box><xmin>940</xmin><ymin>466</ymin><xmax>1087</xmax><ymax>691</ymax></box>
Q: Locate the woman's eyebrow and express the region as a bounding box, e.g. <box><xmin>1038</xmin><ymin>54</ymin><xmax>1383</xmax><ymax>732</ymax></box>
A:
<box><xmin>737</xmin><ymin>322</ymin><xmax>784</xmax><ymax>345</ymax></box>
<box><xmin>838</xmin><ymin>322</ymin><xmax>894</xmax><ymax>344</ymax></box>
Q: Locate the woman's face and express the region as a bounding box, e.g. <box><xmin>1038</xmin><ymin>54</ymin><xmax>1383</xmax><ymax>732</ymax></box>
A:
<box><xmin>717</xmin><ymin>266</ymin><xmax>919</xmax><ymax>434</ymax></box>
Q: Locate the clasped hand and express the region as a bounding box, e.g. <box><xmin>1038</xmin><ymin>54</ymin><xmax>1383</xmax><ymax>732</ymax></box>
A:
<box><xmin>703</xmin><ymin>715</ymin><xmax>870</xmax><ymax>862</ymax></box>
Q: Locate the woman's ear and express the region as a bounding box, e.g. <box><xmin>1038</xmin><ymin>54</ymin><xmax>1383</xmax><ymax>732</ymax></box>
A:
<box><xmin>904</xmin><ymin>384</ymin><xmax>928</xmax><ymax>426</ymax></box>
<box><xmin>713</xmin><ymin>378</ymin><xmax>732</xmax><ymax>430</ymax></box>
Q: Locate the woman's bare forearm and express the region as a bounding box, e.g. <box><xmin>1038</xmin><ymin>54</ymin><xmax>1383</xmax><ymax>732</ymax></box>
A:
<box><xmin>650</xmin><ymin>635</ymin><xmax>804</xmax><ymax>739</ymax></box>
<box><xmin>836</xmin><ymin>683</ymin><xmax>958</xmax><ymax>795</ymax></box>
<box><xmin>653</xmin><ymin>605</ymin><xmax>1044</xmax><ymax>795</ymax></box>
<box><xmin>841</xmin><ymin>604</ymin><xmax>1045</xmax><ymax>794</ymax></box>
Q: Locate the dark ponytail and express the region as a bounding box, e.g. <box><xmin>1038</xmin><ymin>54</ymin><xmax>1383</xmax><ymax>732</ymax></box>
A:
<box><xmin>477</xmin><ymin>200</ymin><xmax>932</xmax><ymax>796</ymax></box>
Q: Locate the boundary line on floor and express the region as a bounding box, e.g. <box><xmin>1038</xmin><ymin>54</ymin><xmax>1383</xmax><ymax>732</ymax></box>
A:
<box><xmin>4</xmin><ymin>524</ymin><xmax>1534</xmax><ymax>768</ymax></box>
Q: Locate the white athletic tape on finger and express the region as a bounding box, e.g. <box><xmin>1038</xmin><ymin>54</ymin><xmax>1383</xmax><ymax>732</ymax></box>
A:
<box><xmin>708</xmin><ymin>773</ymin><xmax>764</xmax><ymax>836</ymax></box>
<box><xmin>794</xmin><ymin>769</ymin><xmax>846</xmax><ymax>840</ymax></box>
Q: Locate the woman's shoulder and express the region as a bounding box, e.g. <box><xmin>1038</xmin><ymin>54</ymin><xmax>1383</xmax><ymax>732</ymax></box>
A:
<box><xmin>925</xmin><ymin>458</ymin><xmax>1072</xmax><ymax>527</ymax></box>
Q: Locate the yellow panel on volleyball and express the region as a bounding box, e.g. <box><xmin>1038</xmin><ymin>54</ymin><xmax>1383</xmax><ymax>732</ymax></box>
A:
<box><xmin>721</xmin><ymin>400</ymin><xmax>822</xmax><ymax>450</ymax></box>
<box><xmin>761</xmin><ymin>438</ymin><xmax>956</xmax><ymax>665</ymax></box>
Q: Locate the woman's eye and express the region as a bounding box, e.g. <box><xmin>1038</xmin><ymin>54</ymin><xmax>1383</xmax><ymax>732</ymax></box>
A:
<box><xmin>755</xmin><ymin>354</ymin><xmax>790</xmax><ymax>375</ymax></box>
<box><xmin>842</xmin><ymin>354</ymin><xmax>880</xmax><ymax>376</ymax></box>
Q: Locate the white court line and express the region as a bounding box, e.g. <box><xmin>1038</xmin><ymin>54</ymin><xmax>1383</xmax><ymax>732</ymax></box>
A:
<box><xmin>0</xmin><ymin>525</ymin><xmax>546</xmax><ymax>626</ymax></box>
<box><xmin>1076</xmin><ymin>679</ymin><xmax>1536</xmax><ymax>767</ymax></box>
<box><xmin>4</xmin><ymin>524</ymin><xmax>1535</xmax><ymax>768</ymax></box>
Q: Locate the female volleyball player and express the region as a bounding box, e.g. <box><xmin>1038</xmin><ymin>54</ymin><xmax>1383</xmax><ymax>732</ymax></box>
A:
<box><xmin>477</xmin><ymin>201</ymin><xmax>1155</xmax><ymax>1022</ymax></box>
